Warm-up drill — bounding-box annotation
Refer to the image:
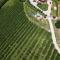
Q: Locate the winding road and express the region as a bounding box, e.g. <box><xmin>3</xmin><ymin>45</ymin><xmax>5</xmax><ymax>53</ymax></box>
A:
<box><xmin>29</xmin><ymin>0</ymin><xmax>60</xmax><ymax>53</ymax></box>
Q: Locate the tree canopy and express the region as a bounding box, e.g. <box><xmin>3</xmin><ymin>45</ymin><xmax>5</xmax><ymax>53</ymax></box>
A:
<box><xmin>55</xmin><ymin>20</ymin><xmax>60</xmax><ymax>29</ymax></box>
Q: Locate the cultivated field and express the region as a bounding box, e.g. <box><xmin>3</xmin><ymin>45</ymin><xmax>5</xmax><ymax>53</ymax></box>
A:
<box><xmin>0</xmin><ymin>0</ymin><xmax>60</xmax><ymax>60</ymax></box>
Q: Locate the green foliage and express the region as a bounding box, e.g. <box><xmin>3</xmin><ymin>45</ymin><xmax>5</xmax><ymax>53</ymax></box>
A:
<box><xmin>38</xmin><ymin>3</ymin><xmax>48</xmax><ymax>11</ymax></box>
<box><xmin>55</xmin><ymin>20</ymin><xmax>60</xmax><ymax>29</ymax></box>
<box><xmin>0</xmin><ymin>0</ymin><xmax>60</xmax><ymax>60</ymax></box>
<box><xmin>52</xmin><ymin>0</ymin><xmax>58</xmax><ymax>3</ymax></box>
<box><xmin>0</xmin><ymin>0</ymin><xmax>8</xmax><ymax>8</ymax></box>
<box><xmin>19</xmin><ymin>0</ymin><xmax>26</xmax><ymax>2</ymax></box>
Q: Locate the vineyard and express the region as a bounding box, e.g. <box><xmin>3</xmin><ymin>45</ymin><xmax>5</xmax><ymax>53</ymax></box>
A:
<box><xmin>0</xmin><ymin>0</ymin><xmax>60</xmax><ymax>60</ymax></box>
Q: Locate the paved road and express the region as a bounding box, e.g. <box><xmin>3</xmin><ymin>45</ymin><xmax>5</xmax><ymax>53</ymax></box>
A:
<box><xmin>47</xmin><ymin>0</ymin><xmax>60</xmax><ymax>53</ymax></box>
<box><xmin>29</xmin><ymin>0</ymin><xmax>60</xmax><ymax>53</ymax></box>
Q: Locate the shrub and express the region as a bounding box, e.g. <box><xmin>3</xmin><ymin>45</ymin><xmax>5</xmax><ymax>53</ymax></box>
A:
<box><xmin>55</xmin><ymin>20</ymin><xmax>60</xmax><ymax>29</ymax></box>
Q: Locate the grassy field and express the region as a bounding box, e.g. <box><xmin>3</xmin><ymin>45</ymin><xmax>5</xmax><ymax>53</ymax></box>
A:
<box><xmin>24</xmin><ymin>1</ymin><xmax>50</xmax><ymax>31</ymax></box>
<box><xmin>0</xmin><ymin>0</ymin><xmax>60</xmax><ymax>60</ymax></box>
<box><xmin>37</xmin><ymin>3</ymin><xmax>48</xmax><ymax>11</ymax></box>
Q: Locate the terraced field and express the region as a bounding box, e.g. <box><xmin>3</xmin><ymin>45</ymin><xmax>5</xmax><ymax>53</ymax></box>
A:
<box><xmin>0</xmin><ymin>0</ymin><xmax>60</xmax><ymax>60</ymax></box>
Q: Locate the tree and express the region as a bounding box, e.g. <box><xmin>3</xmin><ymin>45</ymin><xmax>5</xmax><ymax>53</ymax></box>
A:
<box><xmin>55</xmin><ymin>20</ymin><xmax>60</xmax><ymax>29</ymax></box>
